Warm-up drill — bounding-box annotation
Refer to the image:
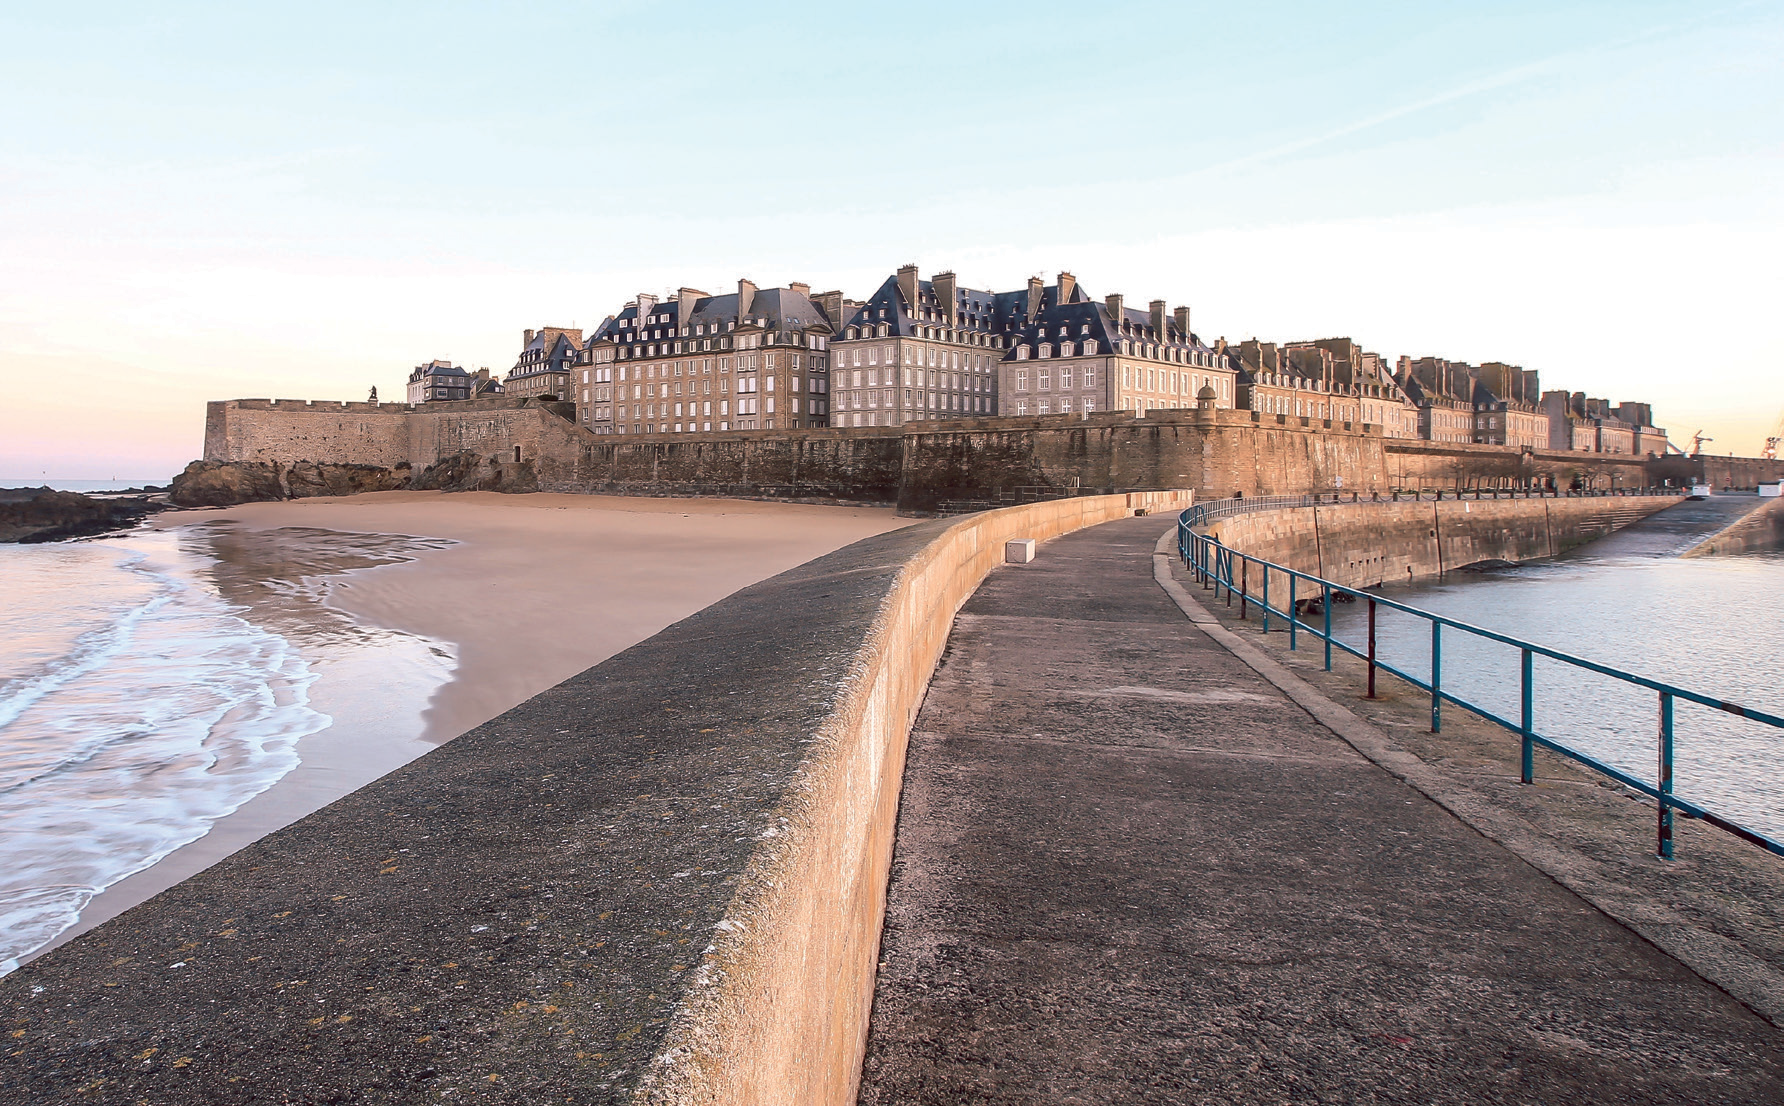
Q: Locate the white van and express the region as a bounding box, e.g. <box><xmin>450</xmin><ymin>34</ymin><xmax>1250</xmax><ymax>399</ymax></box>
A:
<box><xmin>1760</xmin><ymin>482</ymin><xmax>1782</xmax><ymax>498</ymax></box>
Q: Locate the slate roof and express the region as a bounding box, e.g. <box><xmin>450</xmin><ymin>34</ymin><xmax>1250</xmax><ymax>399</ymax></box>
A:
<box><xmin>587</xmin><ymin>286</ymin><xmax>833</xmax><ymax>350</ymax></box>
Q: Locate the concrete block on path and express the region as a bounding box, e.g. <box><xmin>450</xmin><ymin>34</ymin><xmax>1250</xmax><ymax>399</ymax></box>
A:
<box><xmin>1005</xmin><ymin>538</ymin><xmax>1037</xmax><ymax>564</ymax></box>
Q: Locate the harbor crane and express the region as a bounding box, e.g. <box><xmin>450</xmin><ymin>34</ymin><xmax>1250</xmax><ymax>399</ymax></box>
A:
<box><xmin>1765</xmin><ymin>408</ymin><xmax>1782</xmax><ymax>460</ymax></box>
<box><xmin>1691</xmin><ymin>431</ymin><xmax>1713</xmax><ymax>457</ymax></box>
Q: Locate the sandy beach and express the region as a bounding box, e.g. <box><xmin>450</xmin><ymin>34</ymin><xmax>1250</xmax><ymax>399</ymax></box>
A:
<box><xmin>38</xmin><ymin>491</ymin><xmax>912</xmax><ymax>956</ymax></box>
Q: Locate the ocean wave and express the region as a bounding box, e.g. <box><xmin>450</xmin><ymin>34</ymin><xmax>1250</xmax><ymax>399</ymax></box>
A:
<box><xmin>0</xmin><ymin>527</ymin><xmax>467</xmax><ymax>973</ymax></box>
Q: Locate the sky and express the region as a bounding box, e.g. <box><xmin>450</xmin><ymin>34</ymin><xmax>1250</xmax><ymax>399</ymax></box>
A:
<box><xmin>2</xmin><ymin>0</ymin><xmax>1781</xmax><ymax>480</ymax></box>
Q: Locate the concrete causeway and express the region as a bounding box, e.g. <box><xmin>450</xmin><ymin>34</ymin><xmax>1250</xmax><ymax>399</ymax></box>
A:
<box><xmin>858</xmin><ymin>515</ymin><xmax>1784</xmax><ymax>1104</ymax></box>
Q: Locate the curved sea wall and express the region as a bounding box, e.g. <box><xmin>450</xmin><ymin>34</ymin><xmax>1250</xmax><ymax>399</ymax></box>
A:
<box><xmin>0</xmin><ymin>490</ymin><xmax>1187</xmax><ymax>1105</ymax></box>
<box><xmin>1201</xmin><ymin>495</ymin><xmax>1681</xmax><ymax>591</ymax></box>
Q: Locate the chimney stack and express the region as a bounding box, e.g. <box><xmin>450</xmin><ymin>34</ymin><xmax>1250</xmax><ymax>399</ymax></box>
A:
<box><xmin>1105</xmin><ymin>293</ymin><xmax>1124</xmax><ymax>325</ymax></box>
<box><xmin>636</xmin><ymin>293</ymin><xmax>657</xmax><ymax>321</ymax></box>
<box><xmin>788</xmin><ymin>282</ymin><xmax>811</xmax><ymax>298</ymax></box>
<box><xmin>932</xmin><ymin>271</ymin><xmax>958</xmax><ymax>326</ymax></box>
<box><xmin>815</xmin><ymin>290</ymin><xmax>845</xmax><ymax>327</ymax></box>
<box><xmin>524</xmin><ymin>329</ymin><xmax>535</xmax><ymax>346</ymax></box>
<box><xmin>1057</xmin><ymin>271</ymin><xmax>1076</xmax><ymax>304</ymax></box>
<box><xmin>1149</xmin><ymin>299</ymin><xmax>1166</xmax><ymax>339</ymax></box>
<box><xmin>1027</xmin><ymin>276</ymin><xmax>1045</xmax><ymax>320</ymax></box>
<box><xmin>897</xmin><ymin>264</ymin><xmax>919</xmax><ymax>314</ymax></box>
<box><xmin>737</xmin><ymin>278</ymin><xmax>758</xmax><ymax>321</ymax></box>
<box><xmin>677</xmin><ymin>287</ymin><xmax>705</xmax><ymax>328</ymax></box>
<box><xmin>1173</xmin><ymin>306</ymin><xmax>1191</xmax><ymax>342</ymax></box>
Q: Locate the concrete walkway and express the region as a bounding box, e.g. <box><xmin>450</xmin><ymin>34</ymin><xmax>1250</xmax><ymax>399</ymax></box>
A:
<box><xmin>858</xmin><ymin>515</ymin><xmax>1784</xmax><ymax>1105</ymax></box>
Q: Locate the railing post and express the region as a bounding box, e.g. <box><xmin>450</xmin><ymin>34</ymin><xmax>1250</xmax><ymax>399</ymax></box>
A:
<box><xmin>1520</xmin><ymin>648</ymin><xmax>1534</xmax><ymax>784</ymax></box>
<box><xmin>1288</xmin><ymin>574</ymin><xmax>1298</xmax><ymax>651</ymax></box>
<box><xmin>1430</xmin><ymin>622</ymin><xmax>1443</xmax><ymax>733</ymax></box>
<box><xmin>1366</xmin><ymin>597</ymin><xmax>1378</xmax><ymax>698</ymax></box>
<box><xmin>1323</xmin><ymin>583</ymin><xmax>1333</xmax><ymax>671</ymax></box>
<box><xmin>1658</xmin><ymin>692</ymin><xmax>1675</xmax><ymax>859</ymax></box>
<box><xmin>1263</xmin><ymin>566</ymin><xmax>1271</xmax><ymax>633</ymax></box>
<box><xmin>1240</xmin><ymin>558</ymin><xmax>1249</xmax><ymax>620</ymax></box>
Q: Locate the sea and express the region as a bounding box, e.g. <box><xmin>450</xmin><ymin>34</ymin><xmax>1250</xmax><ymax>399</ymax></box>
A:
<box><xmin>0</xmin><ymin>519</ymin><xmax>459</xmax><ymax>975</ymax></box>
<box><xmin>1324</xmin><ymin>495</ymin><xmax>1784</xmax><ymax>842</ymax></box>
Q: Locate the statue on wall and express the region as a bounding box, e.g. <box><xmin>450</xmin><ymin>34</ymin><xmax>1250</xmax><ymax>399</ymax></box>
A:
<box><xmin>368</xmin><ymin>386</ymin><xmax>379</xmax><ymax>403</ymax></box>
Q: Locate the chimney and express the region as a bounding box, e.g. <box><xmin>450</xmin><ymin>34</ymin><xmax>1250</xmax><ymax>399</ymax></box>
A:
<box><xmin>1057</xmin><ymin>271</ymin><xmax>1076</xmax><ymax>304</ymax></box>
<box><xmin>815</xmin><ymin>290</ymin><xmax>845</xmax><ymax>327</ymax></box>
<box><xmin>897</xmin><ymin>264</ymin><xmax>919</xmax><ymax>314</ymax></box>
<box><xmin>1027</xmin><ymin>276</ymin><xmax>1045</xmax><ymax>320</ymax></box>
<box><xmin>1105</xmin><ymin>293</ymin><xmax>1124</xmax><ymax>325</ymax></box>
<box><xmin>636</xmin><ymin>293</ymin><xmax>657</xmax><ymax>321</ymax></box>
<box><xmin>737</xmin><ymin>278</ymin><xmax>757</xmax><ymax>320</ymax></box>
<box><xmin>1149</xmin><ymin>299</ymin><xmax>1166</xmax><ymax>339</ymax></box>
<box><xmin>788</xmin><ymin>282</ymin><xmax>810</xmax><ymax>298</ymax></box>
<box><xmin>524</xmin><ymin>329</ymin><xmax>535</xmax><ymax>346</ymax></box>
<box><xmin>1173</xmin><ymin>306</ymin><xmax>1191</xmax><ymax>342</ymax></box>
<box><xmin>932</xmin><ymin>271</ymin><xmax>957</xmax><ymax>325</ymax></box>
<box><xmin>677</xmin><ymin>287</ymin><xmax>705</xmax><ymax>328</ymax></box>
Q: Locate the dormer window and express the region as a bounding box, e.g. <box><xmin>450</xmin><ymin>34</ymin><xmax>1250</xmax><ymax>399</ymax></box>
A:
<box><xmin>1016</xmin><ymin>345</ymin><xmax>1031</xmax><ymax>360</ymax></box>
<box><xmin>1039</xmin><ymin>343</ymin><xmax>1052</xmax><ymax>359</ymax></box>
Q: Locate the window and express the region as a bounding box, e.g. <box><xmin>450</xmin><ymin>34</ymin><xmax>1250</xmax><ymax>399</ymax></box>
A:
<box><xmin>1016</xmin><ymin>345</ymin><xmax>1030</xmax><ymax>360</ymax></box>
<box><xmin>1038</xmin><ymin>369</ymin><xmax>1051</xmax><ymax>390</ymax></box>
<box><xmin>1039</xmin><ymin>343</ymin><xmax>1052</xmax><ymax>359</ymax></box>
<box><xmin>1060</xmin><ymin>367</ymin><xmax>1073</xmax><ymax>389</ymax></box>
<box><xmin>1084</xmin><ymin>366</ymin><xmax>1096</xmax><ymax>388</ymax></box>
<box><xmin>1016</xmin><ymin>370</ymin><xmax>1029</xmax><ymax>391</ymax></box>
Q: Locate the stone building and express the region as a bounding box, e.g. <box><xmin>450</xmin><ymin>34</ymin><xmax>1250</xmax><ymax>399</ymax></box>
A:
<box><xmin>1397</xmin><ymin>356</ymin><xmax>1477</xmax><ymax>444</ymax></box>
<box><xmin>998</xmin><ymin>273</ymin><xmax>1234</xmax><ymax>418</ymax></box>
<box><xmin>407</xmin><ymin>360</ymin><xmax>472</xmax><ymax>403</ymax></box>
<box><xmin>574</xmin><ymin>281</ymin><xmax>834</xmax><ymax>435</ymax></box>
<box><xmin>1237</xmin><ymin>337</ymin><xmax>1419</xmax><ymax>437</ymax></box>
<box><xmin>1613</xmin><ymin>402</ymin><xmax>1669</xmax><ymax>457</ymax></box>
<box><xmin>1542</xmin><ymin>391</ymin><xmax>1594</xmax><ymax>451</ymax></box>
<box><xmin>828</xmin><ymin>266</ymin><xmax>1004</xmax><ymax>427</ymax></box>
<box><xmin>507</xmin><ymin>328</ymin><xmax>581</xmax><ymax>400</ymax></box>
<box><xmin>1583</xmin><ymin>397</ymin><xmax>1637</xmax><ymax>455</ymax></box>
<box><xmin>1471</xmin><ymin>362</ymin><xmax>1548</xmax><ymax>449</ymax></box>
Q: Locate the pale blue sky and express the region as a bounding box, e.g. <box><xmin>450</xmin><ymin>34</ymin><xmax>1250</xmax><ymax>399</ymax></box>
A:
<box><xmin>2</xmin><ymin>1</ymin><xmax>1780</xmax><ymax>477</ymax></box>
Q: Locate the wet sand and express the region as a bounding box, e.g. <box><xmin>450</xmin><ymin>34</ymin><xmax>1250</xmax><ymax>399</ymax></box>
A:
<box><xmin>43</xmin><ymin>492</ymin><xmax>911</xmax><ymax>956</ymax></box>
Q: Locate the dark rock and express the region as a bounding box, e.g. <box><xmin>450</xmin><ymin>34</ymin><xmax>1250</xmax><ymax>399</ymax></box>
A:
<box><xmin>168</xmin><ymin>460</ymin><xmax>286</xmax><ymax>507</ymax></box>
<box><xmin>412</xmin><ymin>450</ymin><xmax>538</xmax><ymax>494</ymax></box>
<box><xmin>285</xmin><ymin>460</ymin><xmax>411</xmax><ymax>499</ymax></box>
<box><xmin>0</xmin><ymin>489</ymin><xmax>166</xmax><ymax>543</ymax></box>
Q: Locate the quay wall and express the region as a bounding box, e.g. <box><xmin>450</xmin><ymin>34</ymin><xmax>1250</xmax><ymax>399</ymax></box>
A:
<box><xmin>1648</xmin><ymin>454</ymin><xmax>1784</xmax><ymax>491</ymax></box>
<box><xmin>0</xmin><ymin>490</ymin><xmax>1189</xmax><ymax>1106</ymax></box>
<box><xmin>1202</xmin><ymin>495</ymin><xmax>1682</xmax><ymax>593</ymax></box>
<box><xmin>1683</xmin><ymin>496</ymin><xmax>1784</xmax><ymax>558</ymax></box>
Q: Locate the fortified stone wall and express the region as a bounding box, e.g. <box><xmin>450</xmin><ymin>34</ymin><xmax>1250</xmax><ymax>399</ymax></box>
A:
<box><xmin>1202</xmin><ymin>495</ymin><xmax>1681</xmax><ymax>592</ymax></box>
<box><xmin>203</xmin><ymin>399</ymin><xmax>1733</xmax><ymax>511</ymax></box>
<box><xmin>1383</xmin><ymin>441</ymin><xmax>1653</xmax><ymax>492</ymax></box>
<box><xmin>204</xmin><ymin>398</ymin><xmax>579</xmax><ymax>472</ymax></box>
<box><xmin>548</xmin><ymin>430</ymin><xmax>907</xmax><ymax>505</ymax></box>
<box><xmin>1648</xmin><ymin>455</ymin><xmax>1784</xmax><ymax>490</ymax></box>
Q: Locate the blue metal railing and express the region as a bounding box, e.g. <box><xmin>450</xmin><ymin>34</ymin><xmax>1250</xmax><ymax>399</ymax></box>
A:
<box><xmin>1176</xmin><ymin>506</ymin><xmax>1784</xmax><ymax>860</ymax></box>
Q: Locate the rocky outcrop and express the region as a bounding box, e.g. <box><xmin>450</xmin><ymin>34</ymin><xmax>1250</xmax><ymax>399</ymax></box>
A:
<box><xmin>411</xmin><ymin>451</ymin><xmax>539</xmax><ymax>494</ymax></box>
<box><xmin>169</xmin><ymin>461</ymin><xmax>291</xmax><ymax>507</ymax></box>
<box><xmin>169</xmin><ymin>460</ymin><xmax>414</xmax><ymax>506</ymax></box>
<box><xmin>284</xmin><ymin>461</ymin><xmax>412</xmax><ymax>499</ymax></box>
<box><xmin>168</xmin><ymin>454</ymin><xmax>534</xmax><ymax>506</ymax></box>
<box><xmin>0</xmin><ymin>488</ymin><xmax>167</xmax><ymax>543</ymax></box>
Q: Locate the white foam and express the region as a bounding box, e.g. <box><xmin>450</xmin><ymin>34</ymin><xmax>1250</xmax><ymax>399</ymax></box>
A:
<box><xmin>0</xmin><ymin>533</ymin><xmax>335</xmax><ymax>969</ymax></box>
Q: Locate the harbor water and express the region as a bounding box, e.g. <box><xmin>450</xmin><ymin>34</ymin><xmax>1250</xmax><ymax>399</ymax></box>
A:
<box><xmin>1325</xmin><ymin>495</ymin><xmax>1784</xmax><ymax>841</ymax></box>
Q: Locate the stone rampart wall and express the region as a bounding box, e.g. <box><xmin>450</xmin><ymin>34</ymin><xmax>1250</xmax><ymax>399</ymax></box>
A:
<box><xmin>1648</xmin><ymin>455</ymin><xmax>1784</xmax><ymax>490</ymax></box>
<box><xmin>1203</xmin><ymin>495</ymin><xmax>1681</xmax><ymax>593</ymax></box>
<box><xmin>203</xmin><ymin>399</ymin><xmax>1734</xmax><ymax>511</ymax></box>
